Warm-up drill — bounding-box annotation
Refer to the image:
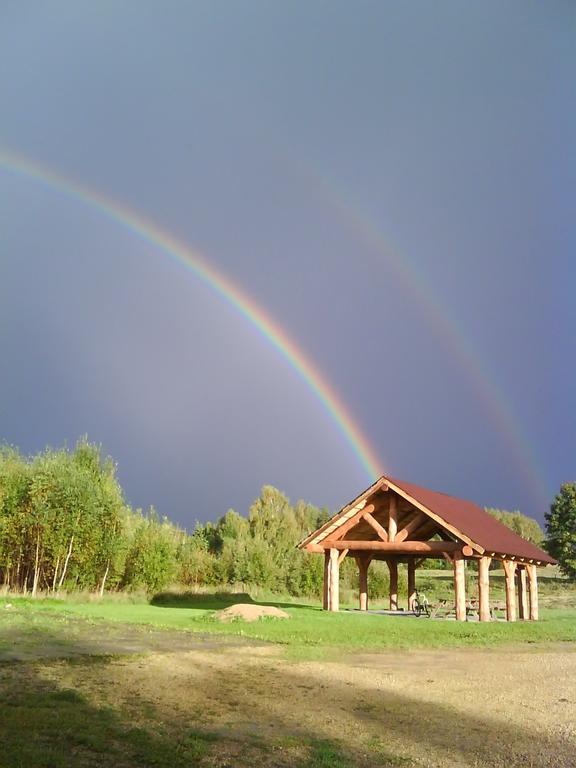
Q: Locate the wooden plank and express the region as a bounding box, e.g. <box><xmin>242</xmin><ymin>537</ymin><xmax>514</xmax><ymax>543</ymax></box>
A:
<box><xmin>526</xmin><ymin>564</ymin><xmax>538</xmax><ymax>621</ymax></box>
<box><xmin>388</xmin><ymin>559</ymin><xmax>398</xmax><ymax>611</ymax></box>
<box><xmin>328</xmin><ymin>548</ymin><xmax>339</xmax><ymax>612</ymax></box>
<box><xmin>320</xmin><ymin>540</ymin><xmax>465</xmax><ymax>553</ymax></box>
<box><xmin>388</xmin><ymin>495</ymin><xmax>398</xmax><ymax>542</ymax></box>
<box><xmin>517</xmin><ymin>567</ymin><xmax>528</xmax><ymax>620</ymax></box>
<box><xmin>503</xmin><ymin>559</ymin><xmax>517</xmax><ymax>622</ymax></box>
<box><xmin>454</xmin><ymin>554</ymin><xmax>466</xmax><ymax>621</ymax></box>
<box><xmin>478</xmin><ymin>556</ymin><xmax>491</xmax><ymax>622</ymax></box>
<box><xmin>362</xmin><ymin>510</ymin><xmax>389</xmax><ymax>541</ymax></box>
<box><xmin>395</xmin><ymin>511</ymin><xmax>427</xmax><ymax>543</ymax></box>
<box><xmin>325</xmin><ymin>503</ymin><xmax>375</xmax><ymax>541</ymax></box>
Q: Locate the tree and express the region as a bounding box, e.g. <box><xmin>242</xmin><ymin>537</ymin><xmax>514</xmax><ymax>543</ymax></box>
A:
<box><xmin>545</xmin><ymin>483</ymin><xmax>576</xmax><ymax>580</ymax></box>
<box><xmin>485</xmin><ymin>508</ymin><xmax>544</xmax><ymax>545</ymax></box>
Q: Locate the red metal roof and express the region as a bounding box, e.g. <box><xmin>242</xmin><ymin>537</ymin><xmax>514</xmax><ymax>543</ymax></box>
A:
<box><xmin>386</xmin><ymin>476</ymin><xmax>556</xmax><ymax>564</ymax></box>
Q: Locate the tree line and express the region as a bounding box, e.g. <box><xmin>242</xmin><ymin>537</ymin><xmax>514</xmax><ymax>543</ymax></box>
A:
<box><xmin>0</xmin><ymin>440</ymin><xmax>572</xmax><ymax>596</ymax></box>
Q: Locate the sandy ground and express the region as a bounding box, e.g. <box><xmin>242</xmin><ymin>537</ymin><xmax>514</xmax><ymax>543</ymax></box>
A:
<box><xmin>13</xmin><ymin>636</ymin><xmax>573</xmax><ymax>768</ymax></box>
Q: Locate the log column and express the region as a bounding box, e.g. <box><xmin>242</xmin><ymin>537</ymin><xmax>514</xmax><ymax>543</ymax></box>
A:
<box><xmin>454</xmin><ymin>553</ymin><xmax>466</xmax><ymax>621</ymax></box>
<box><xmin>478</xmin><ymin>556</ymin><xmax>491</xmax><ymax>622</ymax></box>
<box><xmin>517</xmin><ymin>567</ymin><xmax>528</xmax><ymax>620</ymax></box>
<box><xmin>526</xmin><ymin>564</ymin><xmax>539</xmax><ymax>621</ymax></box>
<box><xmin>322</xmin><ymin>550</ymin><xmax>330</xmax><ymax>610</ymax></box>
<box><xmin>357</xmin><ymin>556</ymin><xmax>370</xmax><ymax>611</ymax></box>
<box><xmin>407</xmin><ymin>559</ymin><xmax>417</xmax><ymax>611</ymax></box>
<box><xmin>328</xmin><ymin>548</ymin><xmax>339</xmax><ymax>612</ymax></box>
<box><xmin>503</xmin><ymin>559</ymin><xmax>517</xmax><ymax>622</ymax></box>
<box><xmin>388</xmin><ymin>559</ymin><xmax>398</xmax><ymax>611</ymax></box>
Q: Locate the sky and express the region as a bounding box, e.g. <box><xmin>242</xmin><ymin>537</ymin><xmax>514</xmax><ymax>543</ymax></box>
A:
<box><xmin>1</xmin><ymin>2</ymin><xmax>574</xmax><ymax>527</ymax></box>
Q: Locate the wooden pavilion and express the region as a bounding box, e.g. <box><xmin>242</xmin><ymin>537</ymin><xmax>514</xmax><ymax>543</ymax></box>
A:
<box><xmin>298</xmin><ymin>476</ymin><xmax>556</xmax><ymax>621</ymax></box>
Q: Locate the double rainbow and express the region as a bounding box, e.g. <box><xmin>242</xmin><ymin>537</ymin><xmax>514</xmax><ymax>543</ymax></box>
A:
<box><xmin>0</xmin><ymin>148</ymin><xmax>384</xmax><ymax>481</ymax></box>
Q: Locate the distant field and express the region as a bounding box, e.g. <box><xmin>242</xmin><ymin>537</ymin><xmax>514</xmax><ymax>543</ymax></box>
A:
<box><xmin>1</xmin><ymin>590</ymin><xmax>575</xmax><ymax>768</ymax></box>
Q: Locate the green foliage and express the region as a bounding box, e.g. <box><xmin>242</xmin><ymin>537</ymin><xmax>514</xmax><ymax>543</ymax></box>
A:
<box><xmin>485</xmin><ymin>507</ymin><xmax>544</xmax><ymax>545</ymax></box>
<box><xmin>545</xmin><ymin>483</ymin><xmax>576</xmax><ymax>580</ymax></box>
<box><xmin>0</xmin><ymin>440</ymin><xmax>126</xmax><ymax>594</ymax></box>
<box><xmin>122</xmin><ymin>509</ymin><xmax>179</xmax><ymax>592</ymax></box>
<box><xmin>0</xmin><ymin>440</ymin><xmax>337</xmax><ymax>598</ymax></box>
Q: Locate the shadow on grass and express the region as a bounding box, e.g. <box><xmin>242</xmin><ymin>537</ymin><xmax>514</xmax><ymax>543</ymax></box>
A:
<box><xmin>150</xmin><ymin>591</ymin><xmax>316</xmax><ymax>611</ymax></box>
<box><xmin>0</xmin><ymin>659</ymin><xmax>353</xmax><ymax>768</ymax></box>
<box><xmin>0</xmin><ymin>663</ymin><xmax>219</xmax><ymax>768</ymax></box>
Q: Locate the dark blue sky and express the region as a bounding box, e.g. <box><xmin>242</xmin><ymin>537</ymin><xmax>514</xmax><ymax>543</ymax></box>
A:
<box><xmin>1</xmin><ymin>2</ymin><xmax>574</xmax><ymax>525</ymax></box>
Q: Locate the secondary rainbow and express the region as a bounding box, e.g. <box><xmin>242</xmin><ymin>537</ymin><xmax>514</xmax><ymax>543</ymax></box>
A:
<box><xmin>0</xmin><ymin>148</ymin><xmax>384</xmax><ymax>482</ymax></box>
<box><xmin>311</xmin><ymin>173</ymin><xmax>550</xmax><ymax>509</ymax></box>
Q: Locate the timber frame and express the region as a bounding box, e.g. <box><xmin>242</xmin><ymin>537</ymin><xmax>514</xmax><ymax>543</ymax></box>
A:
<box><xmin>298</xmin><ymin>475</ymin><xmax>556</xmax><ymax>622</ymax></box>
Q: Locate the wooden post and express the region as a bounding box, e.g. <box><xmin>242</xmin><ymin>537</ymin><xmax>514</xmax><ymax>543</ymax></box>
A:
<box><xmin>454</xmin><ymin>554</ymin><xmax>466</xmax><ymax>621</ymax></box>
<box><xmin>328</xmin><ymin>548</ymin><xmax>339</xmax><ymax>612</ymax></box>
<box><xmin>322</xmin><ymin>550</ymin><xmax>330</xmax><ymax>610</ymax></box>
<box><xmin>517</xmin><ymin>567</ymin><xmax>528</xmax><ymax>620</ymax></box>
<box><xmin>478</xmin><ymin>556</ymin><xmax>491</xmax><ymax>622</ymax></box>
<box><xmin>388</xmin><ymin>559</ymin><xmax>398</xmax><ymax>610</ymax></box>
<box><xmin>358</xmin><ymin>556</ymin><xmax>369</xmax><ymax>611</ymax></box>
<box><xmin>407</xmin><ymin>559</ymin><xmax>416</xmax><ymax>611</ymax></box>
<box><xmin>388</xmin><ymin>495</ymin><xmax>398</xmax><ymax>542</ymax></box>
<box><xmin>503</xmin><ymin>559</ymin><xmax>517</xmax><ymax>622</ymax></box>
<box><xmin>526</xmin><ymin>564</ymin><xmax>539</xmax><ymax>621</ymax></box>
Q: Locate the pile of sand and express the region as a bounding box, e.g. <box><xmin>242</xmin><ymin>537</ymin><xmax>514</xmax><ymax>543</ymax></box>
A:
<box><xmin>214</xmin><ymin>604</ymin><xmax>290</xmax><ymax>623</ymax></box>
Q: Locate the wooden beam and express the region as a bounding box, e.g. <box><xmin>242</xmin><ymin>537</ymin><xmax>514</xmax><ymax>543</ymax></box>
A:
<box><xmin>297</xmin><ymin>475</ymin><xmax>389</xmax><ymax>550</ymax></box>
<box><xmin>454</xmin><ymin>554</ymin><xmax>466</xmax><ymax>621</ymax></box>
<box><xmin>322</xmin><ymin>550</ymin><xmax>329</xmax><ymax>610</ymax></box>
<box><xmin>388</xmin><ymin>495</ymin><xmax>398</xmax><ymax>542</ymax></box>
<box><xmin>407</xmin><ymin>559</ymin><xmax>416</xmax><ymax>611</ymax></box>
<box><xmin>320</xmin><ymin>540</ymin><xmax>465</xmax><ymax>553</ymax></box>
<box><xmin>384</xmin><ymin>479</ymin><xmax>484</xmax><ymax>554</ymax></box>
<box><xmin>328</xmin><ymin>548</ymin><xmax>339</xmax><ymax>612</ymax></box>
<box><xmin>503</xmin><ymin>559</ymin><xmax>517</xmax><ymax>622</ymax></box>
<box><xmin>517</xmin><ymin>567</ymin><xmax>528</xmax><ymax>620</ymax></box>
<box><xmin>337</xmin><ymin>548</ymin><xmax>349</xmax><ymax>566</ymax></box>
<box><xmin>362</xmin><ymin>510</ymin><xmax>389</xmax><ymax>541</ymax></box>
<box><xmin>526</xmin><ymin>564</ymin><xmax>538</xmax><ymax>621</ymax></box>
<box><xmin>478</xmin><ymin>556</ymin><xmax>491</xmax><ymax>622</ymax></box>
<box><xmin>396</xmin><ymin>511</ymin><xmax>427</xmax><ymax>543</ymax></box>
<box><xmin>388</xmin><ymin>559</ymin><xmax>398</xmax><ymax>611</ymax></box>
<box><xmin>323</xmin><ymin>503</ymin><xmax>375</xmax><ymax>542</ymax></box>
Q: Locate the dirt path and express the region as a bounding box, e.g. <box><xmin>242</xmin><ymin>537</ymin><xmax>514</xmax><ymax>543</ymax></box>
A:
<box><xmin>20</xmin><ymin>640</ymin><xmax>575</xmax><ymax>767</ymax></box>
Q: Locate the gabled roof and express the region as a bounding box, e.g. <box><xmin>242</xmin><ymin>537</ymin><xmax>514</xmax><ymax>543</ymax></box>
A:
<box><xmin>298</xmin><ymin>475</ymin><xmax>556</xmax><ymax>565</ymax></box>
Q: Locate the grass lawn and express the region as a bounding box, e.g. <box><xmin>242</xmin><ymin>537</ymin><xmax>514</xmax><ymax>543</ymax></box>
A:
<box><xmin>2</xmin><ymin>588</ymin><xmax>576</xmax><ymax>657</ymax></box>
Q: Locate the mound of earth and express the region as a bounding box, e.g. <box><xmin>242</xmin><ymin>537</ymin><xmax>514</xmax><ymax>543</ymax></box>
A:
<box><xmin>214</xmin><ymin>604</ymin><xmax>290</xmax><ymax>622</ymax></box>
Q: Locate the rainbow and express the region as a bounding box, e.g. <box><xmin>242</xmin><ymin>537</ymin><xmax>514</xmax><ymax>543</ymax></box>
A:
<box><xmin>0</xmin><ymin>148</ymin><xmax>384</xmax><ymax>481</ymax></box>
<box><xmin>310</xmin><ymin>174</ymin><xmax>550</xmax><ymax>510</ymax></box>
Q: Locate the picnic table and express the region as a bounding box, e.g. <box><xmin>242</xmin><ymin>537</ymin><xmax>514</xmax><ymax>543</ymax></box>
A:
<box><xmin>429</xmin><ymin>598</ymin><xmax>480</xmax><ymax>620</ymax></box>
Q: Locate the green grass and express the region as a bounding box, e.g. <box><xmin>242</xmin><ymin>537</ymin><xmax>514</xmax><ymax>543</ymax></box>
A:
<box><xmin>2</xmin><ymin>590</ymin><xmax>575</xmax><ymax>656</ymax></box>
